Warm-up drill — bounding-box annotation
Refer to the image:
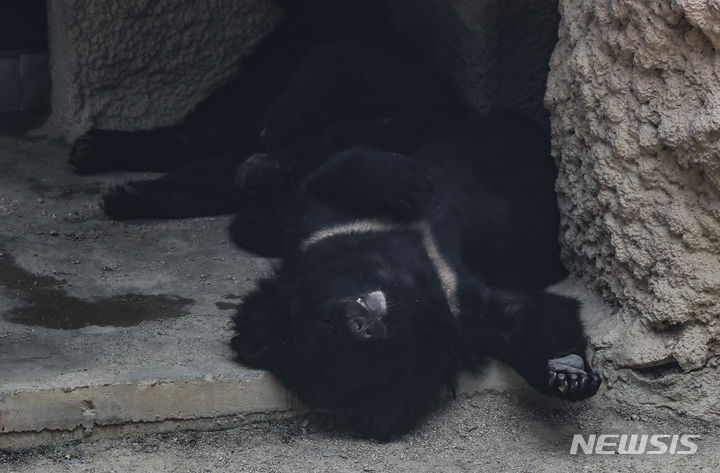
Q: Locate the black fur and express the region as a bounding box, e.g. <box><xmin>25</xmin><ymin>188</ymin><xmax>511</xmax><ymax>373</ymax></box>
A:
<box><xmin>69</xmin><ymin>1</ymin><xmax>600</xmax><ymax>440</ymax></box>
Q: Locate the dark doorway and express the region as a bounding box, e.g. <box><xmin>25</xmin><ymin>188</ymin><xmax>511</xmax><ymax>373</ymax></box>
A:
<box><xmin>0</xmin><ymin>0</ymin><xmax>49</xmax><ymax>117</ymax></box>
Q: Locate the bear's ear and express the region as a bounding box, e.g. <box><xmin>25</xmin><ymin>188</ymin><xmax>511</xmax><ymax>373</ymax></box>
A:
<box><xmin>231</xmin><ymin>277</ymin><xmax>291</xmax><ymax>370</ymax></box>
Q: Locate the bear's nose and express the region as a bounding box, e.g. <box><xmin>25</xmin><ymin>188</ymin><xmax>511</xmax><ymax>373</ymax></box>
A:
<box><xmin>362</xmin><ymin>290</ymin><xmax>387</xmax><ymax>317</ymax></box>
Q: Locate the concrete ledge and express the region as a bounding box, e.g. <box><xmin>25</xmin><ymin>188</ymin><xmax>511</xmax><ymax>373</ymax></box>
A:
<box><xmin>4</xmin><ymin>374</ymin><xmax>290</xmax><ymax>433</ymax></box>
<box><xmin>1</xmin><ymin>363</ymin><xmax>527</xmax><ymax>449</ymax></box>
<box><xmin>1</xmin><ymin>372</ymin><xmax>299</xmax><ymax>449</ymax></box>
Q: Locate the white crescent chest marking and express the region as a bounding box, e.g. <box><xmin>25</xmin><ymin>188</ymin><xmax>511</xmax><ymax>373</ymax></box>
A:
<box><xmin>299</xmin><ymin>219</ymin><xmax>460</xmax><ymax>317</ymax></box>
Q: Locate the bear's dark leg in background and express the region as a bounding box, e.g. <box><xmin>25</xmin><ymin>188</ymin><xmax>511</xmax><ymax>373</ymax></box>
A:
<box><xmin>100</xmin><ymin>149</ymin><xmax>296</xmax><ymax>222</ymax></box>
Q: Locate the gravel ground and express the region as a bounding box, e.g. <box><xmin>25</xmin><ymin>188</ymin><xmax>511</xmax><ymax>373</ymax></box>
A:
<box><xmin>2</xmin><ymin>392</ymin><xmax>718</xmax><ymax>473</ymax></box>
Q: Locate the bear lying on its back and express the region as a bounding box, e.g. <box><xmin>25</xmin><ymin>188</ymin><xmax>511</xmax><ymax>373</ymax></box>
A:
<box><xmin>231</xmin><ymin>113</ymin><xmax>600</xmax><ymax>440</ymax></box>
<box><xmin>68</xmin><ymin>0</ymin><xmax>601</xmax><ymax>440</ymax></box>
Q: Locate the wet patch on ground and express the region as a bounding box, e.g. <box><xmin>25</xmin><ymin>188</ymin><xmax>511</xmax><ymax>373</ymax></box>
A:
<box><xmin>0</xmin><ymin>250</ymin><xmax>193</xmax><ymax>330</ymax></box>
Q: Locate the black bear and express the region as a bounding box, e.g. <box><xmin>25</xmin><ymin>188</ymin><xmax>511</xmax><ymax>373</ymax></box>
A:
<box><xmin>69</xmin><ymin>0</ymin><xmax>601</xmax><ymax>440</ymax></box>
<box><xmin>229</xmin><ymin>113</ymin><xmax>601</xmax><ymax>440</ymax></box>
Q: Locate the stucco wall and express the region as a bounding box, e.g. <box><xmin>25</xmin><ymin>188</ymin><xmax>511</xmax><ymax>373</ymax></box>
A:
<box><xmin>546</xmin><ymin>0</ymin><xmax>720</xmax><ymax>418</ymax></box>
<box><xmin>40</xmin><ymin>0</ymin><xmax>281</xmax><ymax>140</ymax></box>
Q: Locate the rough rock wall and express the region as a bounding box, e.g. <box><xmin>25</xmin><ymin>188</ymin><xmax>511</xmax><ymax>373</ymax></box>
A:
<box><xmin>40</xmin><ymin>0</ymin><xmax>282</xmax><ymax>140</ymax></box>
<box><xmin>393</xmin><ymin>0</ymin><xmax>559</xmax><ymax>127</ymax></box>
<box><xmin>546</xmin><ymin>0</ymin><xmax>720</xmax><ymax>418</ymax></box>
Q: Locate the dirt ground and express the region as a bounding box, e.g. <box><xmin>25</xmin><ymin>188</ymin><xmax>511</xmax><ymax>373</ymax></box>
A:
<box><xmin>2</xmin><ymin>392</ymin><xmax>718</xmax><ymax>473</ymax></box>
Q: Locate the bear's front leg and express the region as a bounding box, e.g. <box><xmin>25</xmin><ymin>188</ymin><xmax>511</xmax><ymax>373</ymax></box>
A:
<box><xmin>460</xmin><ymin>281</ymin><xmax>602</xmax><ymax>401</ymax></box>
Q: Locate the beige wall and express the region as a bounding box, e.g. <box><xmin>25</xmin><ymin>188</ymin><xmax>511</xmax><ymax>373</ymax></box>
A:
<box><xmin>40</xmin><ymin>0</ymin><xmax>281</xmax><ymax>140</ymax></box>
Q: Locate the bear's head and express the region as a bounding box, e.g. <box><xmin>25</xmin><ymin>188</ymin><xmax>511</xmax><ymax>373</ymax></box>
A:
<box><xmin>231</xmin><ymin>239</ymin><xmax>463</xmax><ymax>440</ymax></box>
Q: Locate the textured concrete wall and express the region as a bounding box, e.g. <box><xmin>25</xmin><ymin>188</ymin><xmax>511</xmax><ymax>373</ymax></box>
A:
<box><xmin>40</xmin><ymin>0</ymin><xmax>281</xmax><ymax>140</ymax></box>
<box><xmin>546</xmin><ymin>0</ymin><xmax>720</xmax><ymax>419</ymax></box>
<box><xmin>393</xmin><ymin>0</ymin><xmax>559</xmax><ymax>127</ymax></box>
